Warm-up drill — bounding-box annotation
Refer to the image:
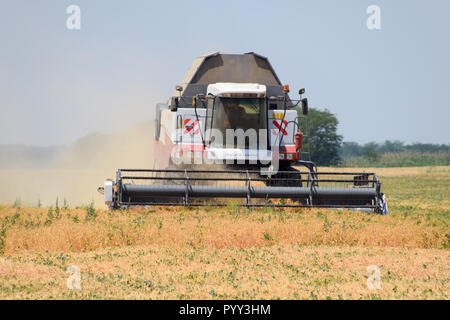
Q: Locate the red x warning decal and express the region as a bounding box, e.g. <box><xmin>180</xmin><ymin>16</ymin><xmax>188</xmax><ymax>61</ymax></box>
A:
<box><xmin>272</xmin><ymin>120</ymin><xmax>288</xmax><ymax>136</ymax></box>
<box><xmin>184</xmin><ymin>119</ymin><xmax>200</xmax><ymax>135</ymax></box>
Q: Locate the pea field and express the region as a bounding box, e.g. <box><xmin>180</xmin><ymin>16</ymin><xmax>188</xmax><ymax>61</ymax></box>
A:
<box><xmin>0</xmin><ymin>166</ymin><xmax>448</xmax><ymax>299</ymax></box>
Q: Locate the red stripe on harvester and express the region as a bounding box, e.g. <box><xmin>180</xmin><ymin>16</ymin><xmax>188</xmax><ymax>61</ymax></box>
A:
<box><xmin>272</xmin><ymin>120</ymin><xmax>288</xmax><ymax>136</ymax></box>
<box><xmin>184</xmin><ymin>119</ymin><xmax>199</xmax><ymax>134</ymax></box>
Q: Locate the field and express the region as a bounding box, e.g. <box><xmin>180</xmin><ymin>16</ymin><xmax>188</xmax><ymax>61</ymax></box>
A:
<box><xmin>0</xmin><ymin>166</ymin><xmax>449</xmax><ymax>299</ymax></box>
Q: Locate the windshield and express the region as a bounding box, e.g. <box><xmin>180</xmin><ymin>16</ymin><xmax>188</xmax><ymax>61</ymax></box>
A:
<box><xmin>210</xmin><ymin>97</ymin><xmax>267</xmax><ymax>149</ymax></box>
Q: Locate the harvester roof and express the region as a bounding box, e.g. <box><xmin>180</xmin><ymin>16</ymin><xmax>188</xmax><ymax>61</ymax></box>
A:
<box><xmin>174</xmin><ymin>52</ymin><xmax>287</xmax><ymax>106</ymax></box>
<box><xmin>181</xmin><ymin>52</ymin><xmax>281</xmax><ymax>86</ymax></box>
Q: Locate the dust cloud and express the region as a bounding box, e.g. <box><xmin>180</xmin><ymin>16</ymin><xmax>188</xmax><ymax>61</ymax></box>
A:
<box><xmin>0</xmin><ymin>121</ymin><xmax>156</xmax><ymax>208</ymax></box>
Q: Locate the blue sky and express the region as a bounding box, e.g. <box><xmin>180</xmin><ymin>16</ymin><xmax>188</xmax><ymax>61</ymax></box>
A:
<box><xmin>0</xmin><ymin>0</ymin><xmax>449</xmax><ymax>146</ymax></box>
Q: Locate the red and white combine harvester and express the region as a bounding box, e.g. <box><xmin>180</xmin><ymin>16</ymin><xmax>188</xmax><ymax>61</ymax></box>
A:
<box><xmin>102</xmin><ymin>52</ymin><xmax>388</xmax><ymax>214</ymax></box>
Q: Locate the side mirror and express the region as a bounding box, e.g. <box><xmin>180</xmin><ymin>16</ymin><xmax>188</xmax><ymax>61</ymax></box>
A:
<box><xmin>299</xmin><ymin>88</ymin><xmax>305</xmax><ymax>95</ymax></box>
<box><xmin>169</xmin><ymin>96</ymin><xmax>179</xmax><ymax>111</ymax></box>
<box><xmin>301</xmin><ymin>98</ymin><xmax>308</xmax><ymax>115</ymax></box>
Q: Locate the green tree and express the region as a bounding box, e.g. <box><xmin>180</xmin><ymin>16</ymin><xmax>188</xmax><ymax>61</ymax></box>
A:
<box><xmin>340</xmin><ymin>141</ymin><xmax>363</xmax><ymax>158</ymax></box>
<box><xmin>362</xmin><ymin>142</ymin><xmax>380</xmax><ymax>161</ymax></box>
<box><xmin>300</xmin><ymin>108</ymin><xmax>343</xmax><ymax>166</ymax></box>
<box><xmin>378</xmin><ymin>140</ymin><xmax>405</xmax><ymax>153</ymax></box>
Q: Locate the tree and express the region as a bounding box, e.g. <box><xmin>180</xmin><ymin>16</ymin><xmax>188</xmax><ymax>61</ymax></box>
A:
<box><xmin>362</xmin><ymin>142</ymin><xmax>380</xmax><ymax>161</ymax></box>
<box><xmin>340</xmin><ymin>141</ymin><xmax>363</xmax><ymax>158</ymax></box>
<box><xmin>299</xmin><ymin>108</ymin><xmax>343</xmax><ymax>166</ymax></box>
<box><xmin>378</xmin><ymin>140</ymin><xmax>405</xmax><ymax>154</ymax></box>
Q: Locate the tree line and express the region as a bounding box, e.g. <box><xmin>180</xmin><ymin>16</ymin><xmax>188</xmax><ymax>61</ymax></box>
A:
<box><xmin>341</xmin><ymin>141</ymin><xmax>450</xmax><ymax>159</ymax></box>
<box><xmin>298</xmin><ymin>108</ymin><xmax>450</xmax><ymax>166</ymax></box>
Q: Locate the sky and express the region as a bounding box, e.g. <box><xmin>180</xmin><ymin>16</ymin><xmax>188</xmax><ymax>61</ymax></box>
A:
<box><xmin>0</xmin><ymin>0</ymin><xmax>449</xmax><ymax>146</ymax></box>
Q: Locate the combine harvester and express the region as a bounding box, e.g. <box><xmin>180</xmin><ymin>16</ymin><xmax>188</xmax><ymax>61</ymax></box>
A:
<box><xmin>102</xmin><ymin>52</ymin><xmax>388</xmax><ymax>214</ymax></box>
